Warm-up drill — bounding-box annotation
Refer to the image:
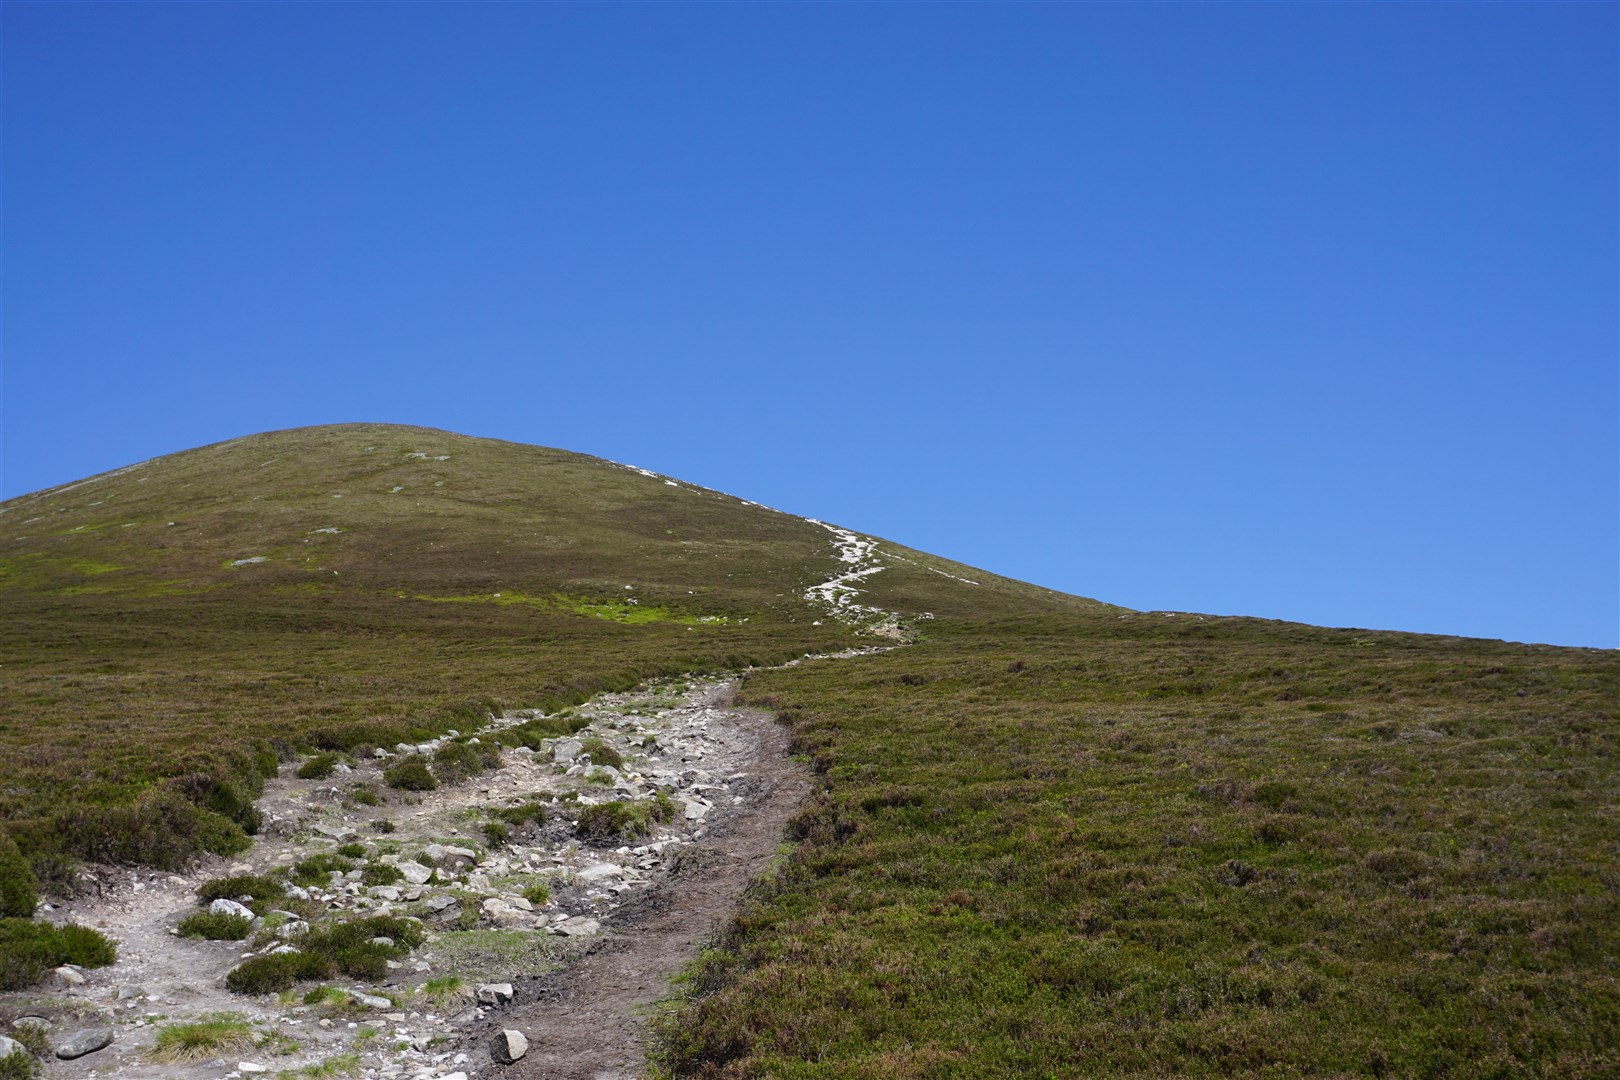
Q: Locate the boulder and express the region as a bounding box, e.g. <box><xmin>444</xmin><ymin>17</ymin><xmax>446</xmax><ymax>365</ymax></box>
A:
<box><xmin>209</xmin><ymin>898</ymin><xmax>254</xmax><ymax>919</ymax></box>
<box><xmin>12</xmin><ymin>1017</ymin><xmax>50</xmax><ymax>1034</ymax></box>
<box><xmin>55</xmin><ymin>1027</ymin><xmax>114</xmax><ymax>1060</ymax></box>
<box><xmin>52</xmin><ymin>965</ymin><xmax>85</xmax><ymax>987</ymax></box>
<box><xmin>349</xmin><ymin>991</ymin><xmax>392</xmax><ymax>1010</ymax></box>
<box><xmin>115</xmin><ymin>984</ymin><xmax>147</xmax><ymax>1000</ymax></box>
<box><xmin>0</xmin><ymin>1035</ymin><xmax>23</xmax><ymax>1059</ymax></box>
<box><xmin>557</xmin><ymin>916</ymin><xmax>601</xmax><ymax>937</ymax></box>
<box><xmin>490</xmin><ymin>1029</ymin><xmax>528</xmax><ymax>1064</ymax></box>
<box><xmin>475</xmin><ymin>982</ymin><xmax>514</xmax><ymax>1006</ymax></box>
<box><xmin>552</xmin><ymin>738</ymin><xmax>584</xmax><ymax>764</ymax></box>
<box><xmin>395</xmin><ymin>860</ymin><xmax>433</xmax><ymax>885</ymax></box>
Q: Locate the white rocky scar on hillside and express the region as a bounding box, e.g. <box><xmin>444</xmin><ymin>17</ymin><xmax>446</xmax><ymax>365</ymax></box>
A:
<box><xmin>802</xmin><ymin>521</ymin><xmax>914</xmax><ymax>637</ymax></box>
<box><xmin>0</xmin><ymin>678</ymin><xmax>780</xmax><ymax>1080</ymax></box>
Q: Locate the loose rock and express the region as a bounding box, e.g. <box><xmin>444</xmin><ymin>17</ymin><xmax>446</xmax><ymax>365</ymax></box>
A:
<box><xmin>476</xmin><ymin>982</ymin><xmax>514</xmax><ymax>1006</ymax></box>
<box><xmin>491</xmin><ymin>1028</ymin><xmax>529</xmax><ymax>1063</ymax></box>
<box><xmin>55</xmin><ymin>1026</ymin><xmax>114</xmax><ymax>1059</ymax></box>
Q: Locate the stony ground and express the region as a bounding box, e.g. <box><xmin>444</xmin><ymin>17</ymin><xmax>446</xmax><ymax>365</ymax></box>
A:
<box><xmin>0</xmin><ymin>667</ymin><xmax>842</xmax><ymax>1080</ymax></box>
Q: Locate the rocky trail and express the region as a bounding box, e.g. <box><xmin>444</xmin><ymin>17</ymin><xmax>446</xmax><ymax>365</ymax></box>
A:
<box><xmin>2</xmin><ymin>526</ymin><xmax>900</xmax><ymax>1079</ymax></box>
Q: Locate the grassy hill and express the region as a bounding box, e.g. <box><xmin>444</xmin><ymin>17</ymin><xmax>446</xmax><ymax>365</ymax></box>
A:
<box><xmin>2</xmin><ymin>423</ymin><xmax>1616</xmax><ymax>1076</ymax></box>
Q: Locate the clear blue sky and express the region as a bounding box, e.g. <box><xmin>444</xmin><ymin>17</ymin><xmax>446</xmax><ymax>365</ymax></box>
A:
<box><xmin>3</xmin><ymin>2</ymin><xmax>1615</xmax><ymax>648</ymax></box>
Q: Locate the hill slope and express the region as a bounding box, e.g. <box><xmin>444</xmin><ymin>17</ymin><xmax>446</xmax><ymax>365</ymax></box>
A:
<box><xmin>0</xmin><ymin>423</ymin><xmax>1103</xmax><ymax>864</ymax></box>
<box><xmin>2</xmin><ymin>423</ymin><xmax>1616</xmax><ymax>1077</ymax></box>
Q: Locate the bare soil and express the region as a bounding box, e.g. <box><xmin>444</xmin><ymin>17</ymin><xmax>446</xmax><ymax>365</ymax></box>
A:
<box><xmin>469</xmin><ymin>705</ymin><xmax>808</xmax><ymax>1079</ymax></box>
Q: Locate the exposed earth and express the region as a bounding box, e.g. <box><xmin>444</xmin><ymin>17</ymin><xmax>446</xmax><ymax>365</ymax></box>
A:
<box><xmin>1</xmin><ymin>666</ymin><xmax>847</xmax><ymax>1079</ymax></box>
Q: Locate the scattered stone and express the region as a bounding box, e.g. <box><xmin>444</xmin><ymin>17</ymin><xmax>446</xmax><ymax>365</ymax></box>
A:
<box><xmin>0</xmin><ymin>1035</ymin><xmax>22</xmax><ymax>1059</ymax></box>
<box><xmin>115</xmin><ymin>984</ymin><xmax>147</xmax><ymax>1000</ymax></box>
<box><xmin>55</xmin><ymin>1026</ymin><xmax>114</xmax><ymax>1059</ymax></box>
<box><xmin>350</xmin><ymin>990</ymin><xmax>392</xmax><ymax>1009</ymax></box>
<box><xmin>314</xmin><ymin>824</ymin><xmax>359</xmax><ymax>842</ymax></box>
<box><xmin>423</xmin><ymin>894</ymin><xmax>459</xmax><ymax>913</ymax></box>
<box><xmin>552</xmin><ymin>737</ymin><xmax>584</xmax><ymax>763</ymax></box>
<box><xmin>557</xmin><ymin>916</ymin><xmax>601</xmax><ymax>937</ymax></box>
<box><xmin>476</xmin><ymin>983</ymin><xmax>514</xmax><ymax>1006</ymax></box>
<box><xmin>12</xmin><ymin>1017</ymin><xmax>50</xmax><ymax>1034</ymax></box>
<box><xmin>52</xmin><ymin>965</ymin><xmax>86</xmax><ymax>987</ymax></box>
<box><xmin>575</xmin><ymin>863</ymin><xmax>625</xmax><ymax>884</ymax></box>
<box><xmin>239</xmin><ymin>1063</ymin><xmax>269</xmax><ymax>1074</ymax></box>
<box><xmin>395</xmin><ymin>861</ymin><xmax>433</xmax><ymax>885</ymax></box>
<box><xmin>209</xmin><ymin>897</ymin><xmax>254</xmax><ymax>919</ymax></box>
<box><xmin>490</xmin><ymin>1028</ymin><xmax>528</xmax><ymax>1064</ymax></box>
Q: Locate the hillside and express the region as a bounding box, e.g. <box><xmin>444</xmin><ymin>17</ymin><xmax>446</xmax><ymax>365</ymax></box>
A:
<box><xmin>0</xmin><ymin>424</ymin><xmax>1097</xmax><ymax>866</ymax></box>
<box><xmin>1</xmin><ymin>423</ymin><xmax>1616</xmax><ymax>1078</ymax></box>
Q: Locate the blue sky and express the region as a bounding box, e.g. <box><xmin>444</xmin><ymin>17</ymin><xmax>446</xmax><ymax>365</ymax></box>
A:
<box><xmin>3</xmin><ymin>2</ymin><xmax>1615</xmax><ymax>648</ymax></box>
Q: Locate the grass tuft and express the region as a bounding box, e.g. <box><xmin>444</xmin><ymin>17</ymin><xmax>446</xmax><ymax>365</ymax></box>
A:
<box><xmin>148</xmin><ymin>1013</ymin><xmax>255</xmax><ymax>1062</ymax></box>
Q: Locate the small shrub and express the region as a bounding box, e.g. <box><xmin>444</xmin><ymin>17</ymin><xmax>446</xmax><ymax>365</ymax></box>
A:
<box><xmin>225</xmin><ymin>915</ymin><xmax>427</xmax><ymax>995</ymax></box>
<box><xmin>148</xmin><ymin>1012</ymin><xmax>255</xmax><ymax>1062</ymax></box>
<box><xmin>0</xmin><ymin>1049</ymin><xmax>40</xmax><ymax>1080</ymax></box>
<box><xmin>296</xmin><ymin>753</ymin><xmax>340</xmax><ymax>780</ymax></box>
<box><xmin>492</xmin><ymin>801</ymin><xmax>547</xmax><ymax>828</ymax></box>
<box><xmin>335</xmin><ymin>843</ymin><xmax>367</xmax><ymax>859</ymax></box>
<box><xmin>432</xmin><ymin>740</ymin><xmax>501</xmax><ymax>784</ymax></box>
<box><xmin>225</xmin><ymin>950</ymin><xmax>330</xmax><ymax>995</ymax></box>
<box><xmin>580</xmin><ymin>738</ymin><xmax>623</xmax><ymax>769</ymax></box>
<box><xmin>481</xmin><ymin>821</ymin><xmax>510</xmax><ymax>846</ymax></box>
<box><xmin>369</xmin><ymin>818</ymin><xmax>394</xmax><ymax>833</ymax></box>
<box><xmin>419</xmin><ymin>975</ymin><xmax>471</xmax><ymax>1010</ymax></box>
<box><xmin>0</xmin><ymin>834</ymin><xmax>38</xmax><ymax>918</ymax></box>
<box><xmin>583</xmin><ymin>769</ymin><xmax>614</xmax><ymax>787</ymax></box>
<box><xmin>1253</xmin><ymin>781</ymin><xmax>1300</xmax><ymax>810</ymax></box>
<box><xmin>522</xmin><ymin>882</ymin><xmax>551</xmax><ymax>906</ymax></box>
<box><xmin>24</xmin><ymin>852</ymin><xmax>82</xmax><ymax>900</ymax></box>
<box><xmin>286</xmin><ymin>853</ymin><xmax>356</xmax><ymax>887</ymax></box>
<box><xmin>177</xmin><ymin>911</ymin><xmax>253</xmax><ymax>940</ymax></box>
<box><xmin>349</xmin><ymin>786</ymin><xmax>383</xmax><ymax>807</ymax></box>
<box><xmin>360</xmin><ymin>863</ymin><xmax>403</xmax><ymax>887</ymax></box>
<box><xmin>199</xmin><ymin>874</ymin><xmax>286</xmax><ymax>910</ymax></box>
<box><xmin>0</xmin><ymin>918</ymin><xmax>116</xmax><ymax>990</ymax></box>
<box><xmin>576</xmin><ymin>795</ymin><xmax>674</xmax><ymax>842</ymax></box>
<box><xmin>383</xmin><ymin>760</ymin><xmax>436</xmax><ymax>791</ymax></box>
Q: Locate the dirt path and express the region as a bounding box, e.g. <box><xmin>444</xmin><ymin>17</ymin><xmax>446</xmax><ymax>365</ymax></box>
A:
<box><xmin>472</xmin><ymin>703</ymin><xmax>809</xmax><ymax>1079</ymax></box>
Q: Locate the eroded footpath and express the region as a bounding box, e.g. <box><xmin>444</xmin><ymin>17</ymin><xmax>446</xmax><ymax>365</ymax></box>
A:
<box><xmin>0</xmin><ymin>667</ymin><xmax>841</xmax><ymax>1080</ymax></box>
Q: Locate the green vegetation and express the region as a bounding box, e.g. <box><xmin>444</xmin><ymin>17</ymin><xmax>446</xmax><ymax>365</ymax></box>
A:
<box><xmin>576</xmin><ymin>795</ymin><xmax>675</xmax><ymax>842</ymax></box>
<box><xmin>580</xmin><ymin>737</ymin><xmax>623</xmax><ymax>769</ymax></box>
<box><xmin>296</xmin><ymin>753</ymin><xmax>340</xmax><ymax>780</ymax></box>
<box><xmin>225</xmin><ymin>915</ymin><xmax>427</xmax><ymax>994</ymax></box>
<box><xmin>177</xmin><ymin>911</ymin><xmax>253</xmax><ymax>940</ymax></box>
<box><xmin>276</xmin><ymin>1053</ymin><xmax>361</xmax><ymax>1079</ymax></box>
<box><xmin>0</xmin><ymin>918</ymin><xmax>116</xmax><ymax>990</ymax></box>
<box><xmin>431</xmin><ymin>928</ymin><xmax>568</xmax><ymax>982</ymax></box>
<box><xmin>360</xmin><ymin>862</ymin><xmax>403</xmax><ymax>886</ymax></box>
<box><xmin>0</xmin><ymin>835</ymin><xmax>37</xmax><ymax>918</ymax></box>
<box><xmin>419</xmin><ymin>975</ymin><xmax>472</xmax><ymax>1010</ymax></box>
<box><xmin>3</xmin><ymin>424</ymin><xmax>1615</xmax><ymax>1074</ymax></box>
<box><xmin>521</xmin><ymin>881</ymin><xmax>551</xmax><ymax>906</ymax></box>
<box><xmin>149</xmin><ymin>1012</ymin><xmax>256</xmax><ymax>1062</ymax></box>
<box><xmin>652</xmin><ymin>617</ymin><xmax>1620</xmax><ymax>1077</ymax></box>
<box><xmin>0</xmin><ymin>1048</ymin><xmax>39</xmax><ymax>1080</ymax></box>
<box><xmin>199</xmin><ymin>873</ymin><xmax>286</xmax><ymax>912</ymax></box>
<box><xmin>432</xmin><ymin>739</ymin><xmax>500</xmax><ymax>783</ymax></box>
<box><xmin>383</xmin><ymin>760</ymin><xmax>436</xmax><ymax>791</ymax></box>
<box><xmin>286</xmin><ymin>853</ymin><xmax>356</xmax><ymax>887</ymax></box>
